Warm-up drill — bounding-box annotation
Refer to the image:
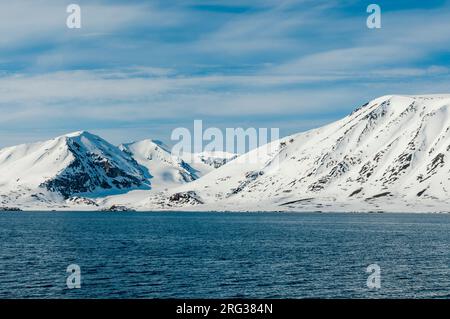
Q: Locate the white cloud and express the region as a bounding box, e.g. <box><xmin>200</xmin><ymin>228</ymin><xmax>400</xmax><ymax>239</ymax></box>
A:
<box><xmin>0</xmin><ymin>1</ymin><xmax>184</xmax><ymax>46</ymax></box>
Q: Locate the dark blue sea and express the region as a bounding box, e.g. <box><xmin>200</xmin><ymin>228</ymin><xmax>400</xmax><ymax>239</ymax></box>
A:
<box><xmin>0</xmin><ymin>212</ymin><xmax>449</xmax><ymax>298</ymax></box>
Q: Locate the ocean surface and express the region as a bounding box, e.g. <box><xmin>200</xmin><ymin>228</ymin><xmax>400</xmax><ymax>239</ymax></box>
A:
<box><xmin>0</xmin><ymin>211</ymin><xmax>449</xmax><ymax>299</ymax></box>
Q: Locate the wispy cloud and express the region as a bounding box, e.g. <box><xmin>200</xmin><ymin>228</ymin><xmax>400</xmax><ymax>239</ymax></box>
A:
<box><xmin>0</xmin><ymin>0</ymin><xmax>450</xmax><ymax>147</ymax></box>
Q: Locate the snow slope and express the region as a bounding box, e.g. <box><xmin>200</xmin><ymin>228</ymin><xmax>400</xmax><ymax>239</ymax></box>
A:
<box><xmin>166</xmin><ymin>95</ymin><xmax>450</xmax><ymax>212</ymax></box>
<box><xmin>119</xmin><ymin>139</ymin><xmax>199</xmax><ymax>191</ymax></box>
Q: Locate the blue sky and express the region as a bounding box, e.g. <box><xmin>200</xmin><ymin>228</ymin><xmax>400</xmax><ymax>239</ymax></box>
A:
<box><xmin>1</xmin><ymin>0</ymin><xmax>450</xmax><ymax>147</ymax></box>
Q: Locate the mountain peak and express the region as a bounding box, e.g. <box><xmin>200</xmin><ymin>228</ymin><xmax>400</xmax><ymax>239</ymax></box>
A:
<box><xmin>64</xmin><ymin>130</ymin><xmax>87</xmax><ymax>137</ymax></box>
<box><xmin>63</xmin><ymin>130</ymin><xmax>100</xmax><ymax>140</ymax></box>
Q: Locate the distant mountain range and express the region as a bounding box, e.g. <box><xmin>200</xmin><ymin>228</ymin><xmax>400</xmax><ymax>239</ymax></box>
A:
<box><xmin>1</xmin><ymin>95</ymin><xmax>450</xmax><ymax>212</ymax></box>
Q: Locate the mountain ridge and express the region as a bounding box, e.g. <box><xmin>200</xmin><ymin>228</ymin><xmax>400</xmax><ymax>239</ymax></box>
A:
<box><xmin>1</xmin><ymin>94</ymin><xmax>450</xmax><ymax>212</ymax></box>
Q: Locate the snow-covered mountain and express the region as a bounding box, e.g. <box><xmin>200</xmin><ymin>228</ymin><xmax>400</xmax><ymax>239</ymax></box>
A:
<box><xmin>166</xmin><ymin>95</ymin><xmax>450</xmax><ymax>212</ymax></box>
<box><xmin>0</xmin><ymin>131</ymin><xmax>148</xmax><ymax>208</ymax></box>
<box><xmin>119</xmin><ymin>139</ymin><xmax>199</xmax><ymax>191</ymax></box>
